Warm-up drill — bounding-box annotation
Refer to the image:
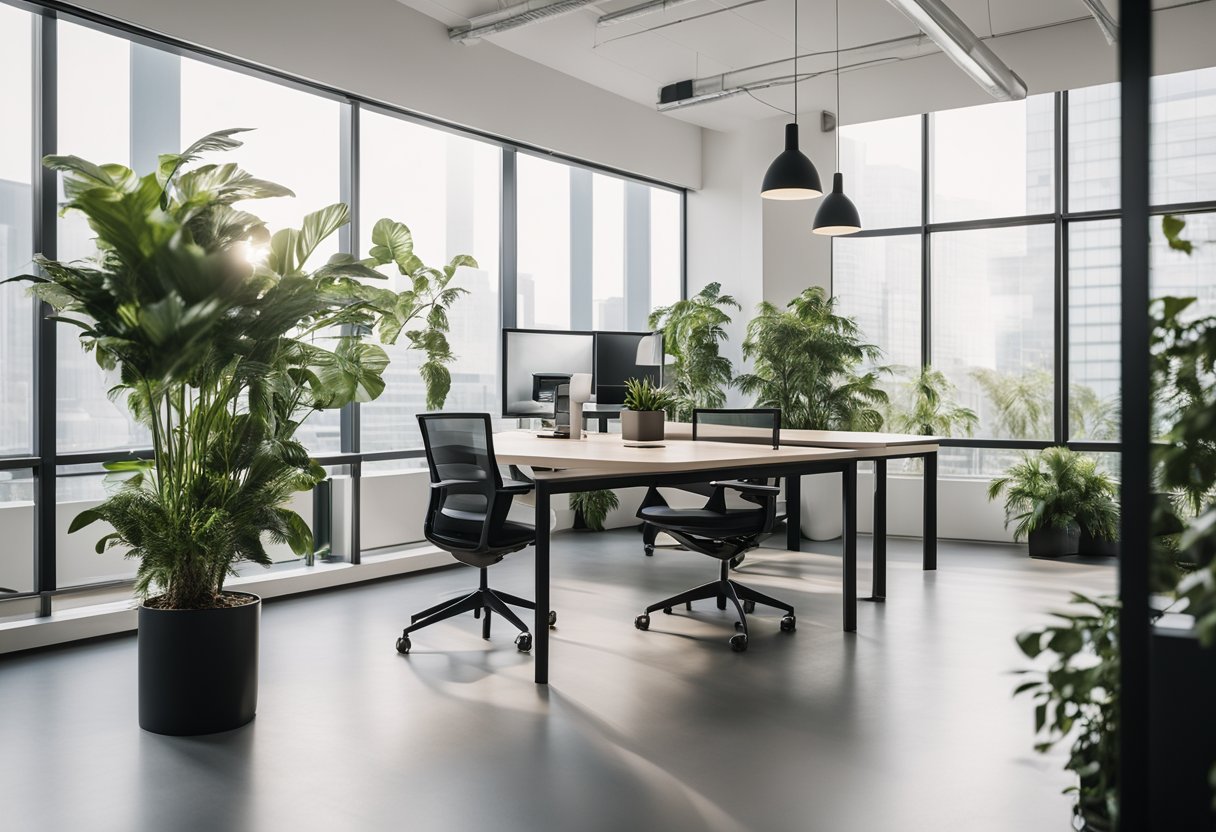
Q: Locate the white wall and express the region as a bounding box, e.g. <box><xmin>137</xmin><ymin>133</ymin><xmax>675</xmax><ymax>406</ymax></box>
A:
<box><xmin>74</xmin><ymin>0</ymin><xmax>702</xmax><ymax>188</ymax></box>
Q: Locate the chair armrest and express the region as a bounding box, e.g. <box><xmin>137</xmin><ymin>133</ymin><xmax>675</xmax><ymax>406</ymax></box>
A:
<box><xmin>498</xmin><ymin>479</ymin><xmax>534</xmax><ymax>495</ymax></box>
<box><xmin>710</xmin><ymin>480</ymin><xmax>781</xmax><ymax>496</ymax></box>
<box><xmin>430</xmin><ymin>478</ymin><xmax>486</xmax><ymax>490</ymax></box>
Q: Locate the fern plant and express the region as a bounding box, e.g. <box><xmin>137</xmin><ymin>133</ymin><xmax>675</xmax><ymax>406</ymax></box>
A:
<box><xmin>987</xmin><ymin>447</ymin><xmax>1117</xmax><ymax>543</ymax></box>
<box><xmin>648</xmin><ymin>282</ymin><xmax>739</xmax><ymax>420</ymax></box>
<box><xmin>883</xmin><ymin>365</ymin><xmax>977</xmax><ymax>437</ymax></box>
<box><xmin>11</xmin><ymin>129</ymin><xmax>474</xmax><ymax>609</ymax></box>
<box><xmin>569</xmin><ymin>490</ymin><xmax>620</xmax><ymax>532</ymax></box>
<box><xmin>736</xmin><ymin>287</ymin><xmax>887</xmax><ymax>430</ymax></box>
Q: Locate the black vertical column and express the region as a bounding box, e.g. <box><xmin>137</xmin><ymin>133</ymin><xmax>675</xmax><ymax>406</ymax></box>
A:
<box><xmin>339</xmin><ymin>102</ymin><xmax>361</xmax><ymax>564</ymax></box>
<box><xmin>31</xmin><ymin>12</ymin><xmax>57</xmax><ymax>616</ymax></box>
<box><xmin>1117</xmin><ymin>0</ymin><xmax>1152</xmax><ymax>828</ymax></box>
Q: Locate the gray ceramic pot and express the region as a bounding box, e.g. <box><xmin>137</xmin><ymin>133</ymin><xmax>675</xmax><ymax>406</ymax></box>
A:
<box><xmin>621</xmin><ymin>410</ymin><xmax>665</xmax><ymax>442</ymax></box>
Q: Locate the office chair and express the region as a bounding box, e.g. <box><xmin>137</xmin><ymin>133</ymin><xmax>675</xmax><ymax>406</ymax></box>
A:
<box><xmin>634</xmin><ymin>408</ymin><xmax>796</xmax><ymax>652</ymax></box>
<box><xmin>396</xmin><ymin>413</ymin><xmax>555</xmax><ymax>655</ymax></box>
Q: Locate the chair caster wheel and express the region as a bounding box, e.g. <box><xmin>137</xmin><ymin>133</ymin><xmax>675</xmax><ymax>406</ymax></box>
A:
<box><xmin>730</xmin><ymin>553</ymin><xmax>746</xmax><ymax>569</ymax></box>
<box><xmin>396</xmin><ymin>636</ymin><xmax>412</xmax><ymax>654</ymax></box>
<box><xmin>644</xmin><ymin>544</ymin><xmax>655</xmax><ymax>556</ymax></box>
<box><xmin>473</xmin><ymin>607</ymin><xmax>481</xmax><ymax>619</ymax></box>
<box><xmin>685</xmin><ymin>602</ymin><xmax>693</xmax><ymax>611</ymax></box>
<box><xmin>743</xmin><ymin>600</ymin><xmax>756</xmax><ymax>614</ymax></box>
<box><xmin>548</xmin><ymin>610</ymin><xmax>557</xmax><ymax>627</ymax></box>
<box><xmin>515</xmin><ymin>632</ymin><xmax>533</xmax><ymax>652</ymax></box>
<box><xmin>716</xmin><ymin>597</ymin><xmax>727</xmax><ymax>610</ymax></box>
<box><xmin>780</xmin><ymin>615</ymin><xmax>797</xmax><ymax>633</ymax></box>
<box><xmin>635</xmin><ymin>614</ymin><xmax>650</xmax><ymax>631</ymax></box>
<box><xmin>729</xmin><ymin>633</ymin><xmax>748</xmax><ymax>652</ymax></box>
<box><xmin>734</xmin><ymin>620</ymin><xmax>745</xmax><ymax>631</ymax></box>
<box><xmin>662</xmin><ymin>606</ymin><xmax>673</xmax><ymax>615</ymax></box>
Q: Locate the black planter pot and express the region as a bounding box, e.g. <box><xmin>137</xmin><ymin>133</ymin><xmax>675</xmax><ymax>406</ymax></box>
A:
<box><xmin>138</xmin><ymin>592</ymin><xmax>260</xmax><ymax>736</ymax></box>
<box><xmin>1150</xmin><ymin>625</ymin><xmax>1216</xmax><ymax>829</ymax></box>
<box><xmin>1079</xmin><ymin>529</ymin><xmax>1120</xmax><ymax>557</ymax></box>
<box><xmin>1027</xmin><ymin>524</ymin><xmax>1080</xmax><ymax>558</ymax></box>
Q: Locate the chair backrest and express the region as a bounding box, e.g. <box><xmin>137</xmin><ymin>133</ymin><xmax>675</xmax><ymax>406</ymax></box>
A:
<box><xmin>417</xmin><ymin>413</ymin><xmax>503</xmax><ymax>494</ymax></box>
<box><xmin>692</xmin><ymin>408</ymin><xmax>781</xmax><ymax>450</ymax></box>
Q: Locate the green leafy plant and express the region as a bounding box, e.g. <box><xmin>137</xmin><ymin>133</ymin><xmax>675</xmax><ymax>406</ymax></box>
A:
<box><xmin>972</xmin><ymin>368</ymin><xmax>1119</xmax><ymax>441</ymax></box>
<box><xmin>623</xmin><ymin>377</ymin><xmax>676</xmax><ymax>413</ymax></box>
<box><xmin>736</xmin><ymin>287</ymin><xmax>888</xmax><ymax>430</ymax></box>
<box><xmin>569</xmin><ymin>489</ymin><xmax>620</xmax><ymax>532</ymax></box>
<box><xmin>648</xmin><ymin>282</ymin><xmax>740</xmax><ymax>420</ymax></box>
<box><xmin>987</xmin><ymin>447</ymin><xmax>1117</xmax><ymax>542</ymax></box>
<box><xmin>10</xmin><ymin>129</ymin><xmax>474</xmax><ymax>610</ymax></box>
<box><xmin>1015</xmin><ymin>593</ymin><xmax>1121</xmax><ymax>832</ymax></box>
<box><xmin>882</xmin><ymin>365</ymin><xmax>978</xmax><ymax>437</ymax></box>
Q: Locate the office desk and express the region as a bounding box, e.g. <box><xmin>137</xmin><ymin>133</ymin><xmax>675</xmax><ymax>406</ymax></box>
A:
<box><xmin>665</xmin><ymin>423</ymin><xmax>942</xmax><ymax>602</ymax></box>
<box><xmin>493</xmin><ymin>431</ymin><xmax>868</xmax><ymax>684</ymax></box>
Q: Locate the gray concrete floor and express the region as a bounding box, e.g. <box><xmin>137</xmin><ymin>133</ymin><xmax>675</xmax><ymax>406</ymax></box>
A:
<box><xmin>0</xmin><ymin>531</ymin><xmax>1114</xmax><ymax>832</ymax></box>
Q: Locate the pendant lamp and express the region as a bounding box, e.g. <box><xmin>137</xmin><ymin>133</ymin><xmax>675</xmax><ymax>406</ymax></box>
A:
<box><xmin>761</xmin><ymin>0</ymin><xmax>822</xmax><ymax>200</ymax></box>
<box><xmin>813</xmin><ymin>0</ymin><xmax>861</xmax><ymax>235</ymax></box>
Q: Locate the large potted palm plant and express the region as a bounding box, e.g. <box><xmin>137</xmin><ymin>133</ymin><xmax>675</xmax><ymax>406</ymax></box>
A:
<box><xmin>736</xmin><ymin>287</ymin><xmax>887</xmax><ymax>539</ymax></box>
<box><xmin>14</xmin><ymin>130</ymin><xmax>472</xmax><ymax>735</ymax></box>
<box><xmin>648</xmin><ymin>281</ymin><xmax>739</xmax><ymax>421</ymax></box>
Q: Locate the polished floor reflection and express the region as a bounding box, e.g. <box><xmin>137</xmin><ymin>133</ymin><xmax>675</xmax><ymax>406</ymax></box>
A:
<box><xmin>0</xmin><ymin>531</ymin><xmax>1114</xmax><ymax>832</ymax></box>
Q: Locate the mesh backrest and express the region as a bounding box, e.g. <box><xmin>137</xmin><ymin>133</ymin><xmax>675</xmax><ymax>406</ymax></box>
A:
<box><xmin>417</xmin><ymin>414</ymin><xmax>500</xmax><ymax>489</ymax></box>
<box><xmin>692</xmin><ymin>409</ymin><xmax>781</xmax><ymax>449</ymax></box>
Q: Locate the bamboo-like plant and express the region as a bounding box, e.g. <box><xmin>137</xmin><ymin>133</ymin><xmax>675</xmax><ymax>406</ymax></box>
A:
<box><xmin>10</xmin><ymin>129</ymin><xmax>474</xmax><ymax>609</ymax></box>
<box><xmin>736</xmin><ymin>287</ymin><xmax>887</xmax><ymax>430</ymax></box>
<box><xmin>883</xmin><ymin>365</ymin><xmax>977</xmax><ymax>438</ymax></box>
<box><xmin>647</xmin><ymin>282</ymin><xmax>739</xmax><ymax>420</ymax></box>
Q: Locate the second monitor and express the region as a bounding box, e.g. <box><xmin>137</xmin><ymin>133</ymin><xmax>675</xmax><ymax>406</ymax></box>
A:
<box><xmin>593</xmin><ymin>331</ymin><xmax>663</xmax><ymax>406</ymax></box>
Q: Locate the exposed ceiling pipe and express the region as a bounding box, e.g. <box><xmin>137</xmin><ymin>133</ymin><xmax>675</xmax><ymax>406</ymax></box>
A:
<box><xmin>1079</xmin><ymin>0</ymin><xmax>1119</xmax><ymax>44</ymax></box>
<box><xmin>882</xmin><ymin>0</ymin><xmax>1027</xmax><ymax>100</ymax></box>
<box><xmin>597</xmin><ymin>0</ymin><xmax>703</xmax><ymax>27</ymax></box>
<box><xmin>450</xmin><ymin>0</ymin><xmax>599</xmax><ymax>43</ymax></box>
<box><xmin>657</xmin><ymin>57</ymin><xmax>903</xmax><ymax>111</ymax></box>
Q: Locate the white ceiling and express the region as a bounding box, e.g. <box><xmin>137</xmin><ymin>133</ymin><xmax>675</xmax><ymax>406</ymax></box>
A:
<box><xmin>392</xmin><ymin>0</ymin><xmax>1133</xmax><ymax>131</ymax></box>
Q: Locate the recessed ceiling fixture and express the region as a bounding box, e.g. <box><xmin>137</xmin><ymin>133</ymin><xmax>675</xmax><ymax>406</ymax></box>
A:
<box><xmin>883</xmin><ymin>0</ymin><xmax>1027</xmax><ymax>101</ymax></box>
<box><xmin>813</xmin><ymin>0</ymin><xmax>861</xmax><ymax>236</ymax></box>
<box><xmin>760</xmin><ymin>0</ymin><xmax>822</xmax><ymax>200</ymax></box>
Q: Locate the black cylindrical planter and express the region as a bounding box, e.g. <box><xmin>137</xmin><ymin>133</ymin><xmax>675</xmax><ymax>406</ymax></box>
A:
<box><xmin>138</xmin><ymin>593</ymin><xmax>260</xmax><ymax>736</ymax></box>
<box><xmin>1027</xmin><ymin>525</ymin><xmax>1080</xmax><ymax>558</ymax></box>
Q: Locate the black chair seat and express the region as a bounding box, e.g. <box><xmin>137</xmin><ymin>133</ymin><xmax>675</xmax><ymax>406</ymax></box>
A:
<box><xmin>639</xmin><ymin>505</ymin><xmax>765</xmax><ymax>537</ymax></box>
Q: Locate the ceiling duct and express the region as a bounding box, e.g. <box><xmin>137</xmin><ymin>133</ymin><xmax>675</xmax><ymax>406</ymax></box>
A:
<box><xmin>1079</xmin><ymin>0</ymin><xmax>1119</xmax><ymax>44</ymax></box>
<box><xmin>597</xmin><ymin>0</ymin><xmax>703</xmax><ymax>27</ymax></box>
<box><xmin>450</xmin><ymin>0</ymin><xmax>599</xmax><ymax>43</ymax></box>
<box><xmin>882</xmin><ymin>0</ymin><xmax>1027</xmax><ymax>100</ymax></box>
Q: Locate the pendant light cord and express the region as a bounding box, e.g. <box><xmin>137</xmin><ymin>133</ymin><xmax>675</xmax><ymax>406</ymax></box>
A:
<box><xmin>834</xmin><ymin>0</ymin><xmax>840</xmax><ymax>160</ymax></box>
<box><xmin>793</xmin><ymin>0</ymin><xmax>798</xmax><ymax>123</ymax></box>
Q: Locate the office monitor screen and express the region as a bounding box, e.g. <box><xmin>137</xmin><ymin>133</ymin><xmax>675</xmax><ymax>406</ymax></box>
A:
<box><xmin>502</xmin><ymin>330</ymin><xmax>595</xmax><ymax>418</ymax></box>
<box><xmin>594</xmin><ymin>332</ymin><xmax>662</xmax><ymax>406</ymax></box>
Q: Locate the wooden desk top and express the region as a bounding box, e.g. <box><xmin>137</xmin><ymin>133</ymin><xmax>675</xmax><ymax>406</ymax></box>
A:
<box><xmin>492</xmin><ymin>430</ymin><xmax>858</xmax><ymax>476</ymax></box>
<box><xmin>663</xmin><ymin>422</ymin><xmax>941</xmax><ymax>449</ymax></box>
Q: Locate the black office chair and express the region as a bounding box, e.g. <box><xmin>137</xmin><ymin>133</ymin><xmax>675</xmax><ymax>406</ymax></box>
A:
<box><xmin>395</xmin><ymin>413</ymin><xmax>554</xmax><ymax>655</ymax></box>
<box><xmin>634</xmin><ymin>408</ymin><xmax>795</xmax><ymax>652</ymax></box>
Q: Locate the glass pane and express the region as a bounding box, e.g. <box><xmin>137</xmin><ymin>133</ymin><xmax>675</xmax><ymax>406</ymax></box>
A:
<box><xmin>1152</xmin><ymin>212</ymin><xmax>1216</xmax><ymax>319</ymax></box>
<box><xmin>592</xmin><ymin>174</ymin><xmax>625</xmax><ymax>330</ymax></box>
<box><xmin>57</xmin><ymin>468</ymin><xmax>137</xmax><ymax>588</ymax></box>
<box><xmin>840</xmin><ymin>115</ymin><xmax>922</xmax><ymax>229</ymax></box>
<box><xmin>0</xmin><ymin>468</ymin><xmax>34</xmax><ymax>595</ymax></box>
<box><xmin>931</xmin><ymin>225</ymin><xmax>1056</xmax><ymax>443</ymax></box>
<box><xmin>0</xmin><ymin>6</ymin><xmax>34</xmax><ymax>457</ymax></box>
<box><xmin>57</xmin><ymin>22</ymin><xmax>150</xmax><ymax>453</ymax></box>
<box><xmin>833</xmin><ymin>235</ymin><xmax>921</xmax><ymax>370</ymax></box>
<box><xmin>180</xmin><ymin>57</ymin><xmax>344</xmax><ymax>454</ymax></box>
<box><xmin>650</xmin><ymin>188</ymin><xmax>682</xmax><ymax>312</ymax></box>
<box><xmin>1068</xmin><ymin>83</ymin><xmax>1121</xmax><ymax>213</ymax></box>
<box><xmin>931</xmin><ymin>94</ymin><xmax>1055</xmax><ymax>222</ymax></box>
<box><xmin>517</xmin><ymin>154</ymin><xmax>571</xmax><ymax>329</ymax></box>
<box><xmin>359</xmin><ymin>111</ymin><xmax>502</xmax><ymax>452</ymax></box>
<box><xmin>1068</xmin><ymin>220</ymin><xmax>1121</xmax><ymax>440</ymax></box>
<box><xmin>1152</xmin><ymin>67</ymin><xmax>1216</xmax><ymax>206</ymax></box>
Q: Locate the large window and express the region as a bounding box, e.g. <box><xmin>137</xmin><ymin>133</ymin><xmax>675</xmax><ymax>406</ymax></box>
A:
<box><xmin>0</xmin><ymin>9</ymin><xmax>685</xmax><ymax>609</ymax></box>
<box><xmin>517</xmin><ymin>153</ymin><xmax>682</xmax><ymax>332</ymax></box>
<box><xmin>837</xmin><ymin>70</ymin><xmax>1216</xmax><ymax>477</ymax></box>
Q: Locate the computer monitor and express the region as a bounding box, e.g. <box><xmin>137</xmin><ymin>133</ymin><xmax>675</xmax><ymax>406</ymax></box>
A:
<box><xmin>593</xmin><ymin>331</ymin><xmax>663</xmax><ymax>406</ymax></box>
<box><xmin>502</xmin><ymin>329</ymin><xmax>595</xmax><ymax>418</ymax></box>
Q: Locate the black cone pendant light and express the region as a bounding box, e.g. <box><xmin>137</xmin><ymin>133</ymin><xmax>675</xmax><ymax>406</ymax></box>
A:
<box><xmin>761</xmin><ymin>0</ymin><xmax>821</xmax><ymax>200</ymax></box>
<box><xmin>813</xmin><ymin>0</ymin><xmax>861</xmax><ymax>235</ymax></box>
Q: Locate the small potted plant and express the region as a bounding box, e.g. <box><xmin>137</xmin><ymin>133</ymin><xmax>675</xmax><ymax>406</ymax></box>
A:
<box><xmin>988</xmin><ymin>447</ymin><xmax>1090</xmax><ymax>558</ymax></box>
<box><xmin>621</xmin><ymin>377</ymin><xmax>675</xmax><ymax>442</ymax></box>
<box><xmin>569</xmin><ymin>489</ymin><xmax>621</xmax><ymax>531</ymax></box>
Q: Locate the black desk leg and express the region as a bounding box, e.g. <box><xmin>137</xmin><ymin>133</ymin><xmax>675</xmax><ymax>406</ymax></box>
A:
<box><xmin>785</xmin><ymin>474</ymin><xmax>802</xmax><ymax>551</ymax></box>
<box><xmin>865</xmin><ymin>458</ymin><xmax>887</xmax><ymax>602</ymax></box>
<box><xmin>598</xmin><ymin>417</ymin><xmax>608</xmax><ymax>434</ymax></box>
<box><xmin>923</xmin><ymin>452</ymin><xmax>937</xmax><ymax>571</ymax></box>
<box><xmin>534</xmin><ymin>484</ymin><xmax>551</xmax><ymax>685</ymax></box>
<box><xmin>843</xmin><ymin>462</ymin><xmax>857</xmax><ymax>632</ymax></box>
